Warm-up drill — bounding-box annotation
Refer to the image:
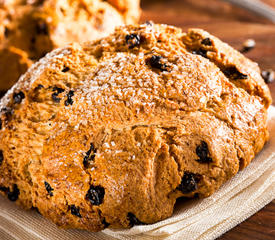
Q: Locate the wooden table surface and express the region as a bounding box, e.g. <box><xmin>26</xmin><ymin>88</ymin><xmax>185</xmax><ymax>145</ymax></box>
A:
<box><xmin>141</xmin><ymin>0</ymin><xmax>275</xmax><ymax>239</ymax></box>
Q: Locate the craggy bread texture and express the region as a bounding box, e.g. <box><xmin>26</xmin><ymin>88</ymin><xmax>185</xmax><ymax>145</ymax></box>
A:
<box><xmin>0</xmin><ymin>23</ymin><xmax>272</xmax><ymax>231</ymax></box>
<box><xmin>0</xmin><ymin>0</ymin><xmax>140</xmax><ymax>90</ymax></box>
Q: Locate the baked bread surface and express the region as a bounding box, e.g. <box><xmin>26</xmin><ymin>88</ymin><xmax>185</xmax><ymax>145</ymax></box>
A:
<box><xmin>0</xmin><ymin>23</ymin><xmax>272</xmax><ymax>231</ymax></box>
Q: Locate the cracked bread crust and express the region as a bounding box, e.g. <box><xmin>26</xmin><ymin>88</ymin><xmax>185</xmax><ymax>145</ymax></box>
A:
<box><xmin>0</xmin><ymin>23</ymin><xmax>272</xmax><ymax>231</ymax></box>
<box><xmin>0</xmin><ymin>0</ymin><xmax>140</xmax><ymax>90</ymax></box>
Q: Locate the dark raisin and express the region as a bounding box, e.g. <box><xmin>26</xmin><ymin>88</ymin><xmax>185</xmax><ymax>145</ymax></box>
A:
<box><xmin>196</xmin><ymin>141</ymin><xmax>213</xmax><ymax>163</ymax></box>
<box><xmin>201</xmin><ymin>38</ymin><xmax>212</xmax><ymax>46</ymax></box>
<box><xmin>0</xmin><ymin>150</ymin><xmax>3</xmax><ymax>165</ymax></box>
<box><xmin>177</xmin><ymin>172</ymin><xmax>198</xmax><ymax>194</ymax></box>
<box><xmin>65</xmin><ymin>90</ymin><xmax>74</xmax><ymax>106</ymax></box>
<box><xmin>4</xmin><ymin>27</ymin><xmax>10</xmax><ymax>38</ymax></box>
<box><xmin>261</xmin><ymin>70</ymin><xmax>274</xmax><ymax>84</ymax></box>
<box><xmin>240</xmin><ymin>39</ymin><xmax>255</xmax><ymax>53</ymax></box>
<box><xmin>34</xmin><ymin>84</ymin><xmax>44</xmax><ymax>91</ymax></box>
<box><xmin>86</xmin><ymin>185</ymin><xmax>105</xmax><ymax>206</ymax></box>
<box><xmin>69</xmin><ymin>205</ymin><xmax>82</xmax><ymax>218</ymax></box>
<box><xmin>44</xmin><ymin>181</ymin><xmax>53</xmax><ymax>196</ymax></box>
<box><xmin>1</xmin><ymin>107</ymin><xmax>14</xmax><ymax>121</ymax></box>
<box><xmin>83</xmin><ymin>143</ymin><xmax>96</xmax><ymax>168</ymax></box>
<box><xmin>62</xmin><ymin>66</ymin><xmax>70</xmax><ymax>72</ymax></box>
<box><xmin>52</xmin><ymin>87</ymin><xmax>65</xmax><ymax>93</ymax></box>
<box><xmin>223</xmin><ymin>66</ymin><xmax>248</xmax><ymax>80</ymax></box>
<box><xmin>0</xmin><ymin>186</ymin><xmax>9</xmax><ymax>192</ymax></box>
<box><xmin>192</xmin><ymin>49</ymin><xmax>208</xmax><ymax>58</ymax></box>
<box><xmin>7</xmin><ymin>184</ymin><xmax>20</xmax><ymax>201</ymax></box>
<box><xmin>36</xmin><ymin>22</ymin><xmax>49</xmax><ymax>35</ymax></box>
<box><xmin>52</xmin><ymin>93</ymin><xmax>61</xmax><ymax>103</ymax></box>
<box><xmin>147</xmin><ymin>55</ymin><xmax>168</xmax><ymax>72</ymax></box>
<box><xmin>125</xmin><ymin>34</ymin><xmax>141</xmax><ymax>49</ymax></box>
<box><xmin>51</xmin><ymin>87</ymin><xmax>64</xmax><ymax>103</ymax></box>
<box><xmin>13</xmin><ymin>91</ymin><xmax>25</xmax><ymax>104</ymax></box>
<box><xmin>102</xmin><ymin>218</ymin><xmax>110</xmax><ymax>228</ymax></box>
<box><xmin>0</xmin><ymin>119</ymin><xmax>2</xmax><ymax>130</ymax></box>
<box><xmin>127</xmin><ymin>212</ymin><xmax>145</xmax><ymax>227</ymax></box>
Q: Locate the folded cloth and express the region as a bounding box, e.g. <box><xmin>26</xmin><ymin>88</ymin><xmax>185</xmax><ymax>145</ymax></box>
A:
<box><xmin>1</xmin><ymin>107</ymin><xmax>275</xmax><ymax>240</ymax></box>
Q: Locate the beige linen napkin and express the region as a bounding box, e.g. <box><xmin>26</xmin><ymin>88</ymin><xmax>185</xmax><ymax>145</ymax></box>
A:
<box><xmin>1</xmin><ymin>107</ymin><xmax>275</xmax><ymax>240</ymax></box>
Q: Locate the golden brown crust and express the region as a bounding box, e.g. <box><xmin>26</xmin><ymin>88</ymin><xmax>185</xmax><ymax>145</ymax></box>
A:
<box><xmin>0</xmin><ymin>0</ymin><xmax>140</xmax><ymax>90</ymax></box>
<box><xmin>0</xmin><ymin>23</ymin><xmax>272</xmax><ymax>231</ymax></box>
<box><xmin>182</xmin><ymin>29</ymin><xmax>272</xmax><ymax>108</ymax></box>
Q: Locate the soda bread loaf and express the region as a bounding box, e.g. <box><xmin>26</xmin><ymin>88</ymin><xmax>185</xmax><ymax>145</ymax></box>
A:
<box><xmin>0</xmin><ymin>23</ymin><xmax>272</xmax><ymax>231</ymax></box>
<box><xmin>0</xmin><ymin>0</ymin><xmax>140</xmax><ymax>90</ymax></box>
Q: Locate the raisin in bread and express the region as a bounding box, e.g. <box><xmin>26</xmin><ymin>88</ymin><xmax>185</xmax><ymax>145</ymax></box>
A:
<box><xmin>0</xmin><ymin>23</ymin><xmax>272</xmax><ymax>231</ymax></box>
<box><xmin>0</xmin><ymin>0</ymin><xmax>140</xmax><ymax>91</ymax></box>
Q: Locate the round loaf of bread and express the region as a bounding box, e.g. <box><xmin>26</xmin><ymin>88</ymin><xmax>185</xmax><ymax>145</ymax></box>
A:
<box><xmin>0</xmin><ymin>23</ymin><xmax>272</xmax><ymax>231</ymax></box>
<box><xmin>0</xmin><ymin>0</ymin><xmax>140</xmax><ymax>90</ymax></box>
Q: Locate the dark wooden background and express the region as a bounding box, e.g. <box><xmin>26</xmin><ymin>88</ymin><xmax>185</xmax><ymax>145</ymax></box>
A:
<box><xmin>140</xmin><ymin>0</ymin><xmax>275</xmax><ymax>239</ymax></box>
